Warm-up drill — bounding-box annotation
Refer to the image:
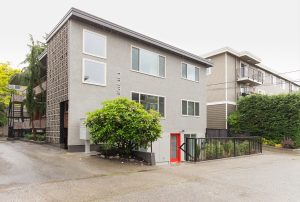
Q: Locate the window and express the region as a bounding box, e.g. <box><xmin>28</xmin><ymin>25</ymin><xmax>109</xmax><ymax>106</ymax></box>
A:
<box><xmin>206</xmin><ymin>67</ymin><xmax>212</xmax><ymax>75</ymax></box>
<box><xmin>271</xmin><ymin>75</ymin><xmax>276</xmax><ymax>85</ymax></box>
<box><xmin>131</xmin><ymin>92</ymin><xmax>165</xmax><ymax>117</ymax></box>
<box><xmin>83</xmin><ymin>30</ymin><xmax>106</xmax><ymax>58</ymax></box>
<box><xmin>257</xmin><ymin>89</ymin><xmax>266</xmax><ymax>95</ymax></box>
<box><xmin>82</xmin><ymin>59</ymin><xmax>106</xmax><ymax>86</ymax></box>
<box><xmin>181</xmin><ymin>63</ymin><xmax>199</xmax><ymax>82</ymax></box>
<box><xmin>131</xmin><ymin>47</ymin><xmax>165</xmax><ymax>77</ymax></box>
<box><xmin>182</xmin><ymin>100</ymin><xmax>200</xmax><ymax>116</ymax></box>
<box><xmin>281</xmin><ymin>80</ymin><xmax>285</xmax><ymax>89</ymax></box>
<box><xmin>240</xmin><ymin>62</ymin><xmax>249</xmax><ymax>77</ymax></box>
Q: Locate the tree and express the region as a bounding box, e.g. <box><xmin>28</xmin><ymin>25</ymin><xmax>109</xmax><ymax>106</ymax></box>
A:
<box><xmin>11</xmin><ymin>35</ymin><xmax>46</xmax><ymax>136</ymax></box>
<box><xmin>0</xmin><ymin>63</ymin><xmax>20</xmax><ymax>126</ymax></box>
<box><xmin>85</xmin><ymin>98</ymin><xmax>162</xmax><ymax>155</ymax></box>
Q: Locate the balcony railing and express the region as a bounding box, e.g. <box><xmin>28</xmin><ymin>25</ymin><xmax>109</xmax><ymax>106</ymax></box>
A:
<box><xmin>237</xmin><ymin>67</ymin><xmax>263</xmax><ymax>85</ymax></box>
<box><xmin>12</xmin><ymin>118</ymin><xmax>46</xmax><ymax>130</ymax></box>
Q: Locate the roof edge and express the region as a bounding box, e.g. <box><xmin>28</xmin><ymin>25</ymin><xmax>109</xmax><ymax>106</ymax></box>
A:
<box><xmin>46</xmin><ymin>8</ymin><xmax>212</xmax><ymax>67</ymax></box>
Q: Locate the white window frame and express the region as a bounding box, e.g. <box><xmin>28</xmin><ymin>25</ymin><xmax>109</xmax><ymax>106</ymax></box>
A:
<box><xmin>181</xmin><ymin>99</ymin><xmax>200</xmax><ymax>117</ymax></box>
<box><xmin>240</xmin><ymin>61</ymin><xmax>249</xmax><ymax>78</ymax></box>
<box><xmin>131</xmin><ymin>91</ymin><xmax>166</xmax><ymax>118</ymax></box>
<box><xmin>272</xmin><ymin>75</ymin><xmax>276</xmax><ymax>85</ymax></box>
<box><xmin>181</xmin><ymin>62</ymin><xmax>200</xmax><ymax>82</ymax></box>
<box><xmin>83</xmin><ymin>29</ymin><xmax>107</xmax><ymax>59</ymax></box>
<box><xmin>206</xmin><ymin>67</ymin><xmax>212</xmax><ymax>76</ymax></box>
<box><xmin>281</xmin><ymin>80</ymin><xmax>285</xmax><ymax>89</ymax></box>
<box><xmin>130</xmin><ymin>45</ymin><xmax>166</xmax><ymax>78</ymax></box>
<box><xmin>82</xmin><ymin>58</ymin><xmax>107</xmax><ymax>86</ymax></box>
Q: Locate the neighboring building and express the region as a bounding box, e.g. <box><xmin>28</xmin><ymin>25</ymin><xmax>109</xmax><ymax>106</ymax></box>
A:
<box><xmin>39</xmin><ymin>8</ymin><xmax>212</xmax><ymax>163</ymax></box>
<box><xmin>7</xmin><ymin>81</ymin><xmax>46</xmax><ymax>138</ymax></box>
<box><xmin>203</xmin><ymin>47</ymin><xmax>300</xmax><ymax>130</ymax></box>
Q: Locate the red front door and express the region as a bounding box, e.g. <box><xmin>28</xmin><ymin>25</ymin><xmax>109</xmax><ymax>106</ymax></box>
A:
<box><xmin>170</xmin><ymin>133</ymin><xmax>181</xmax><ymax>162</ymax></box>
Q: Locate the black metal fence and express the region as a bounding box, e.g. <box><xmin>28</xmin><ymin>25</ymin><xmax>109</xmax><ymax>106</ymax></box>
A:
<box><xmin>206</xmin><ymin>128</ymin><xmax>228</xmax><ymax>138</ymax></box>
<box><xmin>184</xmin><ymin>137</ymin><xmax>262</xmax><ymax>162</ymax></box>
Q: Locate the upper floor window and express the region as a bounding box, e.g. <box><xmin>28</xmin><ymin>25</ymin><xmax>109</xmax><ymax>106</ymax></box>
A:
<box><xmin>182</xmin><ymin>63</ymin><xmax>199</xmax><ymax>82</ymax></box>
<box><xmin>82</xmin><ymin>58</ymin><xmax>106</xmax><ymax>86</ymax></box>
<box><xmin>240</xmin><ymin>62</ymin><xmax>249</xmax><ymax>77</ymax></box>
<box><xmin>182</xmin><ymin>100</ymin><xmax>200</xmax><ymax>116</ymax></box>
<box><xmin>131</xmin><ymin>47</ymin><xmax>166</xmax><ymax>77</ymax></box>
<box><xmin>206</xmin><ymin>67</ymin><xmax>212</xmax><ymax>76</ymax></box>
<box><xmin>83</xmin><ymin>30</ymin><xmax>107</xmax><ymax>58</ymax></box>
<box><xmin>271</xmin><ymin>75</ymin><xmax>276</xmax><ymax>85</ymax></box>
<box><xmin>131</xmin><ymin>92</ymin><xmax>165</xmax><ymax>117</ymax></box>
<box><xmin>281</xmin><ymin>80</ymin><xmax>285</xmax><ymax>89</ymax></box>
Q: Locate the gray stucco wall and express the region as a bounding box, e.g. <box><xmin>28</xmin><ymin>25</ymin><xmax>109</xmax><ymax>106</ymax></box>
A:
<box><xmin>67</xmin><ymin>19</ymin><xmax>207</xmax><ymax>161</ymax></box>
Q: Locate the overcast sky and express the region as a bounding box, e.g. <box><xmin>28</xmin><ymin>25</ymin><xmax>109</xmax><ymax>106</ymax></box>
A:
<box><xmin>1</xmin><ymin>0</ymin><xmax>299</xmax><ymax>82</ymax></box>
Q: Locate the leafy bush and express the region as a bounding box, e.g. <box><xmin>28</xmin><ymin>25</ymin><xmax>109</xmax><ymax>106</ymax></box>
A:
<box><xmin>281</xmin><ymin>137</ymin><xmax>295</xmax><ymax>149</ymax></box>
<box><xmin>228</xmin><ymin>94</ymin><xmax>300</xmax><ymax>148</ymax></box>
<box><xmin>86</xmin><ymin>98</ymin><xmax>162</xmax><ymax>156</ymax></box>
<box><xmin>239</xmin><ymin>141</ymin><xmax>250</xmax><ymax>155</ymax></box>
<box><xmin>24</xmin><ymin>133</ymin><xmax>34</xmax><ymax>140</ymax></box>
<box><xmin>223</xmin><ymin>141</ymin><xmax>234</xmax><ymax>157</ymax></box>
<box><xmin>36</xmin><ymin>134</ymin><xmax>46</xmax><ymax>142</ymax></box>
<box><xmin>262</xmin><ymin>138</ymin><xmax>277</xmax><ymax>146</ymax></box>
<box><xmin>24</xmin><ymin>133</ymin><xmax>46</xmax><ymax>142</ymax></box>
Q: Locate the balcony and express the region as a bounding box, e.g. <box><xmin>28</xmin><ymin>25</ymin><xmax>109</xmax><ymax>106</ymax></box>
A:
<box><xmin>12</xmin><ymin>118</ymin><xmax>46</xmax><ymax>130</ymax></box>
<box><xmin>237</xmin><ymin>66</ymin><xmax>263</xmax><ymax>86</ymax></box>
<box><xmin>11</xmin><ymin>94</ymin><xmax>25</xmax><ymax>103</ymax></box>
<box><xmin>33</xmin><ymin>76</ymin><xmax>47</xmax><ymax>95</ymax></box>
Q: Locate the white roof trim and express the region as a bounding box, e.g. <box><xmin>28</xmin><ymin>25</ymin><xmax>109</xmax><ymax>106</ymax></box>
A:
<box><xmin>202</xmin><ymin>47</ymin><xmax>299</xmax><ymax>87</ymax></box>
<box><xmin>202</xmin><ymin>47</ymin><xmax>261</xmax><ymax>63</ymax></box>
<box><xmin>45</xmin><ymin>8</ymin><xmax>212</xmax><ymax>67</ymax></box>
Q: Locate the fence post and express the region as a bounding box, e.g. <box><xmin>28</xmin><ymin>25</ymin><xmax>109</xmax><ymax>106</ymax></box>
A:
<box><xmin>233</xmin><ymin>138</ymin><xmax>236</xmax><ymax>157</ymax></box>
<box><xmin>260</xmin><ymin>137</ymin><xmax>262</xmax><ymax>153</ymax></box>
<box><xmin>249</xmin><ymin>139</ymin><xmax>251</xmax><ymax>155</ymax></box>
<box><xmin>194</xmin><ymin>138</ymin><xmax>197</xmax><ymax>162</ymax></box>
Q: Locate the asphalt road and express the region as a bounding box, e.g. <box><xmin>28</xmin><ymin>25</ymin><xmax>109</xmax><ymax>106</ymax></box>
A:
<box><xmin>1</xmin><ymin>139</ymin><xmax>300</xmax><ymax>202</ymax></box>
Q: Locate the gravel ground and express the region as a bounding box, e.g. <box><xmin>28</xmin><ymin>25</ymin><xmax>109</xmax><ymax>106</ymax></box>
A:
<box><xmin>0</xmin><ymin>139</ymin><xmax>300</xmax><ymax>202</ymax></box>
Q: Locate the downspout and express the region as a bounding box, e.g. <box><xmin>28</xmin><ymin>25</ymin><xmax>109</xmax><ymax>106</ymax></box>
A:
<box><xmin>225</xmin><ymin>53</ymin><xmax>228</xmax><ymax>129</ymax></box>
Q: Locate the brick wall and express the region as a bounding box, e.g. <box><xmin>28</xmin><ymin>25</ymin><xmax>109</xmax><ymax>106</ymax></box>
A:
<box><xmin>46</xmin><ymin>22</ymin><xmax>69</xmax><ymax>144</ymax></box>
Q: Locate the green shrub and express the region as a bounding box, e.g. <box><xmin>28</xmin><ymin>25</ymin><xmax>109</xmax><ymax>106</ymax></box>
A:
<box><xmin>205</xmin><ymin>143</ymin><xmax>216</xmax><ymax>160</ymax></box>
<box><xmin>86</xmin><ymin>98</ymin><xmax>162</xmax><ymax>156</ymax></box>
<box><xmin>223</xmin><ymin>141</ymin><xmax>234</xmax><ymax>157</ymax></box>
<box><xmin>239</xmin><ymin>141</ymin><xmax>250</xmax><ymax>155</ymax></box>
<box><xmin>228</xmin><ymin>94</ymin><xmax>300</xmax><ymax>148</ymax></box>
<box><xmin>24</xmin><ymin>133</ymin><xmax>34</xmax><ymax>140</ymax></box>
<box><xmin>36</xmin><ymin>134</ymin><xmax>46</xmax><ymax>142</ymax></box>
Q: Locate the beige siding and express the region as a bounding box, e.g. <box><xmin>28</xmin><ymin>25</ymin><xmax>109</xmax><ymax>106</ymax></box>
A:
<box><xmin>207</xmin><ymin>54</ymin><xmax>226</xmax><ymax>103</ymax></box>
<box><xmin>226</xmin><ymin>54</ymin><xmax>239</xmax><ymax>102</ymax></box>
<box><xmin>207</xmin><ymin>104</ymin><xmax>226</xmax><ymax>129</ymax></box>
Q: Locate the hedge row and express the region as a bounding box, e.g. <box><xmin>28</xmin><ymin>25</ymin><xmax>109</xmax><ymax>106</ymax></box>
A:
<box><xmin>228</xmin><ymin>93</ymin><xmax>300</xmax><ymax>147</ymax></box>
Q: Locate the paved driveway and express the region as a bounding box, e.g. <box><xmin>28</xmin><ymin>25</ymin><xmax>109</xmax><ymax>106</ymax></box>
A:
<box><xmin>1</xmin><ymin>139</ymin><xmax>300</xmax><ymax>202</ymax></box>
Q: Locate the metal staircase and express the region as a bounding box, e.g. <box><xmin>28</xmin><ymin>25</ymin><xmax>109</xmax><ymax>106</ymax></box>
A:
<box><xmin>7</xmin><ymin>94</ymin><xmax>27</xmax><ymax>138</ymax></box>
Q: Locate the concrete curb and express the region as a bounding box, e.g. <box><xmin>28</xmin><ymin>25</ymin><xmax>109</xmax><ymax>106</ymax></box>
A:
<box><xmin>263</xmin><ymin>145</ymin><xmax>300</xmax><ymax>154</ymax></box>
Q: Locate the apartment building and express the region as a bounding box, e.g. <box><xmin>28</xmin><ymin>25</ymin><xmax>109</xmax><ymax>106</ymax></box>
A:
<box><xmin>39</xmin><ymin>8</ymin><xmax>212</xmax><ymax>163</ymax></box>
<box><xmin>203</xmin><ymin>47</ymin><xmax>300</xmax><ymax>130</ymax></box>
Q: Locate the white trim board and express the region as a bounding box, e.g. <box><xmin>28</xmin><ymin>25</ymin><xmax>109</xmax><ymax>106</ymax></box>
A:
<box><xmin>207</xmin><ymin>101</ymin><xmax>236</xmax><ymax>106</ymax></box>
